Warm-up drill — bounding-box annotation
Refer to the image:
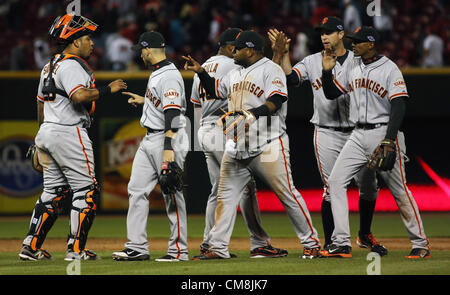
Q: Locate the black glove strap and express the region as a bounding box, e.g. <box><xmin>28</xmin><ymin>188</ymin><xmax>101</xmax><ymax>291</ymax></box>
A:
<box><xmin>164</xmin><ymin>136</ymin><xmax>173</xmax><ymax>150</ymax></box>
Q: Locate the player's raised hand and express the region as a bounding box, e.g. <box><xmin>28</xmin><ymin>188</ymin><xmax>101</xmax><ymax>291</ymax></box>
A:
<box><xmin>122</xmin><ymin>91</ymin><xmax>145</xmax><ymax>107</ymax></box>
<box><xmin>268</xmin><ymin>29</ymin><xmax>290</xmax><ymax>55</ymax></box>
<box><xmin>322</xmin><ymin>47</ymin><xmax>337</xmax><ymax>71</ymax></box>
<box><xmin>182</xmin><ymin>55</ymin><xmax>203</xmax><ymax>73</ymax></box>
<box><xmin>109</xmin><ymin>79</ymin><xmax>127</xmax><ymax>93</ymax></box>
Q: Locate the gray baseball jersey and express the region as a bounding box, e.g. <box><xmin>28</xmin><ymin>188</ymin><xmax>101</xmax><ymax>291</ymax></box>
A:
<box><xmin>190</xmin><ymin>55</ymin><xmax>237</xmax><ymax>122</ymax></box>
<box><xmin>125</xmin><ymin>61</ymin><xmax>189</xmax><ymax>259</ymax></box>
<box><xmin>141</xmin><ymin>62</ymin><xmax>187</xmax><ymax>130</ymax></box>
<box><xmin>292</xmin><ymin>51</ymin><xmax>353</xmax><ymax>128</ymax></box>
<box><xmin>334</xmin><ymin>56</ymin><xmax>409</xmax><ymax>124</ymax></box>
<box><xmin>215</xmin><ymin>57</ymin><xmax>288</xmax><ymax>159</ymax></box>
<box><xmin>328</xmin><ymin>56</ymin><xmax>429</xmax><ymax>249</ymax></box>
<box><xmin>37</xmin><ymin>54</ymin><xmax>94</xmax><ymax>128</ymax></box>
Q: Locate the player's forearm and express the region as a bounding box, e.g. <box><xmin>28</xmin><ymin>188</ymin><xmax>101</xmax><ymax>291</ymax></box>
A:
<box><xmin>37</xmin><ymin>101</ymin><xmax>44</xmax><ymax>126</ymax></box>
<box><xmin>280</xmin><ymin>53</ymin><xmax>293</xmax><ymax>75</ymax></box>
<box><xmin>385</xmin><ymin>97</ymin><xmax>406</xmax><ymax>140</ymax></box>
<box><xmin>71</xmin><ymin>86</ymin><xmax>111</xmax><ymax>103</ymax></box>
<box><xmin>197</xmin><ymin>71</ymin><xmax>219</xmax><ymax>99</ymax></box>
<box><xmin>322</xmin><ymin>70</ymin><xmax>343</xmax><ymax>100</ymax></box>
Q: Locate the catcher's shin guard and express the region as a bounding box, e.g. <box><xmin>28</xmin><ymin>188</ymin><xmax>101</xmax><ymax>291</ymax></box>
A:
<box><xmin>27</xmin><ymin>186</ymin><xmax>72</xmax><ymax>250</ymax></box>
<box><xmin>69</xmin><ymin>184</ymin><xmax>99</xmax><ymax>252</ymax></box>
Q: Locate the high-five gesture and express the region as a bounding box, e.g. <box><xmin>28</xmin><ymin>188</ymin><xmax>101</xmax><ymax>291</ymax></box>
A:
<box><xmin>322</xmin><ymin>47</ymin><xmax>337</xmax><ymax>71</ymax></box>
<box><xmin>267</xmin><ymin>29</ymin><xmax>290</xmax><ymax>56</ymax></box>
<box><xmin>182</xmin><ymin>55</ymin><xmax>203</xmax><ymax>73</ymax></box>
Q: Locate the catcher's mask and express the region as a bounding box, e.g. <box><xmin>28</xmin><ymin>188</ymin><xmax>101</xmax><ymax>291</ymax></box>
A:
<box><xmin>49</xmin><ymin>13</ymin><xmax>98</xmax><ymax>41</ymax></box>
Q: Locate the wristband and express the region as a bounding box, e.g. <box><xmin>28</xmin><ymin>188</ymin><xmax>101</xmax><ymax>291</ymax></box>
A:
<box><xmin>164</xmin><ymin>136</ymin><xmax>173</xmax><ymax>150</ymax></box>
<box><xmin>248</xmin><ymin>104</ymin><xmax>270</xmax><ymax>119</ymax></box>
<box><xmin>97</xmin><ymin>85</ymin><xmax>111</xmax><ymax>98</ymax></box>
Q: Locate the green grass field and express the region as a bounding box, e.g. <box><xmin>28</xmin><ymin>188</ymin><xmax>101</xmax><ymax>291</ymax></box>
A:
<box><xmin>0</xmin><ymin>213</ymin><xmax>449</xmax><ymax>275</ymax></box>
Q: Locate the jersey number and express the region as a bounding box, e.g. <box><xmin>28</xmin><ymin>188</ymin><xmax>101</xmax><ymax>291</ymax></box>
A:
<box><xmin>199</xmin><ymin>85</ymin><xmax>212</xmax><ymax>102</ymax></box>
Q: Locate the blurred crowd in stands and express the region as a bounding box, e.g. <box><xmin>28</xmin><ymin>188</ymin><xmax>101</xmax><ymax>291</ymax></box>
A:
<box><xmin>1</xmin><ymin>0</ymin><xmax>449</xmax><ymax>71</ymax></box>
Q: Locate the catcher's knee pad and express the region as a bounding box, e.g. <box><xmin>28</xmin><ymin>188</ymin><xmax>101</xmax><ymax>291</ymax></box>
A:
<box><xmin>69</xmin><ymin>184</ymin><xmax>100</xmax><ymax>252</ymax></box>
<box><xmin>27</xmin><ymin>185</ymin><xmax>72</xmax><ymax>250</ymax></box>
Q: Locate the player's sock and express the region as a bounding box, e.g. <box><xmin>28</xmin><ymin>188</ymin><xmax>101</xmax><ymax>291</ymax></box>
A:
<box><xmin>321</xmin><ymin>199</ymin><xmax>334</xmax><ymax>246</ymax></box>
<box><xmin>359</xmin><ymin>199</ymin><xmax>376</xmax><ymax>235</ymax></box>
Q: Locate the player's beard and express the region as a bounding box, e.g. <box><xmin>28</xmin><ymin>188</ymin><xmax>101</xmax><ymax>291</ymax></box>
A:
<box><xmin>234</xmin><ymin>57</ymin><xmax>250</xmax><ymax>68</ymax></box>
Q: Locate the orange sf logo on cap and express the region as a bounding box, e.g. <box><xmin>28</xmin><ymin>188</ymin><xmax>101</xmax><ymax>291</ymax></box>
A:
<box><xmin>322</xmin><ymin>17</ymin><xmax>328</xmax><ymax>24</ymax></box>
<box><xmin>355</xmin><ymin>27</ymin><xmax>362</xmax><ymax>33</ymax></box>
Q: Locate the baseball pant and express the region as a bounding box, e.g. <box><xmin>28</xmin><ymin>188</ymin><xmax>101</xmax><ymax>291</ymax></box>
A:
<box><xmin>125</xmin><ymin>129</ymin><xmax>189</xmax><ymax>260</ymax></box>
<box><xmin>208</xmin><ymin>132</ymin><xmax>320</xmax><ymax>258</ymax></box>
<box><xmin>328</xmin><ymin>126</ymin><xmax>429</xmax><ymax>249</ymax></box>
<box><xmin>313</xmin><ymin>126</ymin><xmax>378</xmax><ymax>202</ymax></box>
<box><xmin>23</xmin><ymin>123</ymin><xmax>97</xmax><ymax>249</ymax></box>
<box><xmin>198</xmin><ymin>120</ymin><xmax>271</xmax><ymax>250</ymax></box>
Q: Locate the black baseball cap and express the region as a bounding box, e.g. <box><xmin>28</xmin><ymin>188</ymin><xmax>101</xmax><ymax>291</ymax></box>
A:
<box><xmin>231</xmin><ymin>30</ymin><xmax>264</xmax><ymax>51</ymax></box>
<box><xmin>315</xmin><ymin>16</ymin><xmax>344</xmax><ymax>32</ymax></box>
<box><xmin>132</xmin><ymin>31</ymin><xmax>166</xmax><ymax>51</ymax></box>
<box><xmin>347</xmin><ymin>26</ymin><xmax>380</xmax><ymax>43</ymax></box>
<box><xmin>218</xmin><ymin>28</ymin><xmax>242</xmax><ymax>46</ymax></box>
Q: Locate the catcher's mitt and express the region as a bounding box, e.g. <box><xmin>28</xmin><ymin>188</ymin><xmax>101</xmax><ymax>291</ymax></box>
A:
<box><xmin>159</xmin><ymin>161</ymin><xmax>183</xmax><ymax>195</ymax></box>
<box><xmin>216</xmin><ymin>109</ymin><xmax>255</xmax><ymax>142</ymax></box>
<box><xmin>26</xmin><ymin>144</ymin><xmax>43</xmax><ymax>173</ymax></box>
<box><xmin>367</xmin><ymin>139</ymin><xmax>397</xmax><ymax>171</ymax></box>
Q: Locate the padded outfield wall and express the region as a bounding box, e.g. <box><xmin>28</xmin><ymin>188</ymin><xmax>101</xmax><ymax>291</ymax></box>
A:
<box><xmin>0</xmin><ymin>69</ymin><xmax>449</xmax><ymax>214</ymax></box>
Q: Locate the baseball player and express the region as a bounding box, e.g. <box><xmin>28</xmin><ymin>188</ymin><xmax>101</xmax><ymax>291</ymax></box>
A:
<box><xmin>321</xmin><ymin>26</ymin><xmax>430</xmax><ymax>258</ymax></box>
<box><xmin>183</xmin><ymin>30</ymin><xmax>322</xmax><ymax>260</ymax></box>
<box><xmin>191</xmin><ymin>28</ymin><xmax>287</xmax><ymax>258</ymax></box>
<box><xmin>268</xmin><ymin>17</ymin><xmax>387</xmax><ymax>255</ymax></box>
<box><xmin>19</xmin><ymin>13</ymin><xmax>127</xmax><ymax>261</ymax></box>
<box><xmin>112</xmin><ymin>31</ymin><xmax>189</xmax><ymax>262</ymax></box>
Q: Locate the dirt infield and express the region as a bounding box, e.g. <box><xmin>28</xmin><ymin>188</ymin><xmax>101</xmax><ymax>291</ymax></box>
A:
<box><xmin>2</xmin><ymin>237</ymin><xmax>449</xmax><ymax>253</ymax></box>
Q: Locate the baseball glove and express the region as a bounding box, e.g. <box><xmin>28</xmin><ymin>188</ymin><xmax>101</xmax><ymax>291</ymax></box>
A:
<box><xmin>159</xmin><ymin>161</ymin><xmax>183</xmax><ymax>195</ymax></box>
<box><xmin>26</xmin><ymin>144</ymin><xmax>43</xmax><ymax>173</ymax></box>
<box><xmin>367</xmin><ymin>139</ymin><xmax>397</xmax><ymax>171</ymax></box>
<box><xmin>216</xmin><ymin>109</ymin><xmax>255</xmax><ymax>142</ymax></box>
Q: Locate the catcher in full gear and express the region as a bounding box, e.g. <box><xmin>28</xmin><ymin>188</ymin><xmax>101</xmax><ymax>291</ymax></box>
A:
<box><xmin>19</xmin><ymin>13</ymin><xmax>127</xmax><ymax>261</ymax></box>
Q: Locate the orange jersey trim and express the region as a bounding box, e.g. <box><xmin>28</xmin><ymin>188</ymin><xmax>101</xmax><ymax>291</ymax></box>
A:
<box><xmin>293</xmin><ymin>67</ymin><xmax>302</xmax><ymax>81</ymax></box>
<box><xmin>333</xmin><ymin>78</ymin><xmax>347</xmax><ymax>94</ymax></box>
<box><xmin>162</xmin><ymin>104</ymin><xmax>181</xmax><ymax>110</ymax></box>
<box><xmin>215</xmin><ymin>79</ymin><xmax>221</xmax><ymax>99</ymax></box>
<box><xmin>389</xmin><ymin>92</ymin><xmax>408</xmax><ymax>100</ymax></box>
<box><xmin>268</xmin><ymin>90</ymin><xmax>288</xmax><ymax>98</ymax></box>
<box><xmin>69</xmin><ymin>85</ymin><xmax>85</xmax><ymax>98</ymax></box>
<box><xmin>190</xmin><ymin>97</ymin><xmax>201</xmax><ymax>104</ymax></box>
<box><xmin>37</xmin><ymin>95</ymin><xmax>45</xmax><ymax>102</ymax></box>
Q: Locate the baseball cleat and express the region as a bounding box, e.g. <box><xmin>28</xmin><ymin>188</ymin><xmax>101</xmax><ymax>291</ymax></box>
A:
<box><xmin>192</xmin><ymin>250</ymin><xmax>226</xmax><ymax>260</ymax></box>
<box><xmin>19</xmin><ymin>245</ymin><xmax>52</xmax><ymax>261</ymax></box>
<box><xmin>357</xmin><ymin>232</ymin><xmax>388</xmax><ymax>256</ymax></box>
<box><xmin>301</xmin><ymin>247</ymin><xmax>322</xmax><ymax>259</ymax></box>
<box><xmin>405</xmin><ymin>248</ymin><xmax>431</xmax><ymax>259</ymax></box>
<box><xmin>199</xmin><ymin>245</ymin><xmax>237</xmax><ymax>258</ymax></box>
<box><xmin>155</xmin><ymin>254</ymin><xmax>188</xmax><ymax>262</ymax></box>
<box><xmin>320</xmin><ymin>244</ymin><xmax>352</xmax><ymax>258</ymax></box>
<box><xmin>250</xmin><ymin>245</ymin><xmax>288</xmax><ymax>258</ymax></box>
<box><xmin>65</xmin><ymin>249</ymin><xmax>101</xmax><ymax>261</ymax></box>
<box><xmin>112</xmin><ymin>248</ymin><xmax>150</xmax><ymax>261</ymax></box>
